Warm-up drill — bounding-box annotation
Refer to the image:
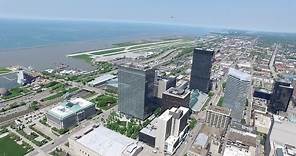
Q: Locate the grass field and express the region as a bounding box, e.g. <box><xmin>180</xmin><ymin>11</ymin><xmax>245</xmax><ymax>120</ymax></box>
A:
<box><xmin>0</xmin><ymin>135</ymin><xmax>28</xmax><ymax>156</ymax></box>
<box><xmin>71</xmin><ymin>54</ymin><xmax>93</xmax><ymax>63</ymax></box>
<box><xmin>0</xmin><ymin>67</ymin><xmax>11</xmax><ymax>74</ymax></box>
<box><xmin>2</xmin><ymin>87</ymin><xmax>30</xmax><ymax>100</ymax></box>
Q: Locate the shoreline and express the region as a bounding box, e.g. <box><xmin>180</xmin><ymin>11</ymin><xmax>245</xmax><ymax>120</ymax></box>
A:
<box><xmin>0</xmin><ymin>35</ymin><xmax>194</xmax><ymax>71</ymax></box>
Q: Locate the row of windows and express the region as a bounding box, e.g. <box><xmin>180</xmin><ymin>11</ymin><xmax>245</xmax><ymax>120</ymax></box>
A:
<box><xmin>80</xmin><ymin>149</ymin><xmax>90</xmax><ymax>156</ymax></box>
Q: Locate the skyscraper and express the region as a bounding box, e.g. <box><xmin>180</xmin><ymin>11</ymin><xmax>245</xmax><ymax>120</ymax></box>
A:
<box><xmin>269</xmin><ymin>79</ymin><xmax>293</xmax><ymax>113</ymax></box>
<box><xmin>223</xmin><ymin>68</ymin><xmax>251</xmax><ymax>122</ymax></box>
<box><xmin>190</xmin><ymin>48</ymin><xmax>214</xmax><ymax>93</ymax></box>
<box><xmin>118</xmin><ymin>64</ymin><xmax>156</xmax><ymax>120</ymax></box>
<box><xmin>292</xmin><ymin>78</ymin><xmax>296</xmax><ymax>104</ymax></box>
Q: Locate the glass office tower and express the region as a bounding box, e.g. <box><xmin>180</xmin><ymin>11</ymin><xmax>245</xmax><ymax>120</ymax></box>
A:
<box><xmin>190</xmin><ymin>48</ymin><xmax>214</xmax><ymax>93</ymax></box>
<box><xmin>118</xmin><ymin>64</ymin><xmax>155</xmax><ymax>120</ymax></box>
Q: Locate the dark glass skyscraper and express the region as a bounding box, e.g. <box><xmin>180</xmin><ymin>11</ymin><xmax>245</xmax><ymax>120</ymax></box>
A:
<box><xmin>270</xmin><ymin>79</ymin><xmax>293</xmax><ymax>113</ymax></box>
<box><xmin>118</xmin><ymin>64</ymin><xmax>156</xmax><ymax>120</ymax></box>
<box><xmin>190</xmin><ymin>48</ymin><xmax>214</xmax><ymax>93</ymax></box>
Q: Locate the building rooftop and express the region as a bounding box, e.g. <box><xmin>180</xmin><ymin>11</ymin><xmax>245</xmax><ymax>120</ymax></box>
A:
<box><xmin>207</xmin><ymin>105</ymin><xmax>231</xmax><ymax>116</ymax></box>
<box><xmin>73</xmin><ymin>125</ymin><xmax>142</xmax><ymax>156</ymax></box>
<box><xmin>228</xmin><ymin>68</ymin><xmax>251</xmax><ymax>82</ymax></box>
<box><xmin>254</xmin><ymin>113</ymin><xmax>272</xmax><ymax>134</ymax></box>
<box><xmin>223</xmin><ymin>144</ymin><xmax>256</xmax><ymax>156</ymax></box>
<box><xmin>119</xmin><ymin>63</ymin><xmax>153</xmax><ymax>71</ymax></box>
<box><xmin>88</xmin><ymin>74</ymin><xmax>116</xmax><ymax>86</ymax></box>
<box><xmin>194</xmin><ymin>133</ymin><xmax>208</xmax><ymax>148</ymax></box>
<box><xmin>190</xmin><ymin>90</ymin><xmax>208</xmax><ymax>112</ymax></box>
<box><xmin>226</xmin><ymin>128</ymin><xmax>257</xmax><ymax>147</ymax></box>
<box><xmin>270</xmin><ymin>116</ymin><xmax>296</xmax><ymax>147</ymax></box>
<box><xmin>139</xmin><ymin>118</ymin><xmax>158</xmax><ymax>138</ymax></box>
<box><xmin>163</xmin><ymin>87</ymin><xmax>190</xmax><ymax>99</ymax></box>
<box><xmin>106</xmin><ymin>78</ymin><xmax>118</xmax><ymax>88</ymax></box>
<box><xmin>48</xmin><ymin>98</ymin><xmax>94</xmax><ymax>119</ymax></box>
<box><xmin>194</xmin><ymin>48</ymin><xmax>215</xmax><ymax>54</ymax></box>
<box><xmin>252</xmin><ymin>97</ymin><xmax>268</xmax><ymax>113</ymax></box>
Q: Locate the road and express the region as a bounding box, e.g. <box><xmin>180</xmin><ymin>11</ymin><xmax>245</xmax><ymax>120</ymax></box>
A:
<box><xmin>269</xmin><ymin>44</ymin><xmax>278</xmax><ymax>79</ymax></box>
<box><xmin>27</xmin><ymin>104</ymin><xmax>117</xmax><ymax>156</ymax></box>
<box><xmin>174</xmin><ymin>122</ymin><xmax>204</xmax><ymax>156</ymax></box>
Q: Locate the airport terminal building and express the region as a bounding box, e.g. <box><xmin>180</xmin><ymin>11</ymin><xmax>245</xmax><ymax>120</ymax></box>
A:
<box><xmin>47</xmin><ymin>98</ymin><xmax>96</xmax><ymax>129</ymax></box>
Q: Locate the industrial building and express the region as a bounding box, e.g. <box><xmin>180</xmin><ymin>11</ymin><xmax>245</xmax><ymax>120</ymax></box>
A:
<box><xmin>270</xmin><ymin>79</ymin><xmax>294</xmax><ymax>113</ymax></box>
<box><xmin>206</xmin><ymin>105</ymin><xmax>231</xmax><ymax>129</ymax></box>
<box><xmin>190</xmin><ymin>48</ymin><xmax>214</xmax><ymax>93</ymax></box>
<box><xmin>223</xmin><ymin>68</ymin><xmax>251</xmax><ymax>122</ymax></box>
<box><xmin>118</xmin><ymin>64</ymin><xmax>156</xmax><ymax>120</ymax></box>
<box><xmin>47</xmin><ymin>98</ymin><xmax>96</xmax><ymax>129</ymax></box>
<box><xmin>69</xmin><ymin>125</ymin><xmax>143</xmax><ymax>156</ymax></box>
<box><xmin>139</xmin><ymin>107</ymin><xmax>189</xmax><ymax>155</ymax></box>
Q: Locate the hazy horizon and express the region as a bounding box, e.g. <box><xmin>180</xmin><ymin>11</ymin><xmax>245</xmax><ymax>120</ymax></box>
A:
<box><xmin>0</xmin><ymin>0</ymin><xmax>296</xmax><ymax>33</ymax></box>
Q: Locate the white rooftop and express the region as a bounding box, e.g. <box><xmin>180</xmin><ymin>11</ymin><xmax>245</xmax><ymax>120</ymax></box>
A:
<box><xmin>194</xmin><ymin>133</ymin><xmax>208</xmax><ymax>147</ymax></box>
<box><xmin>48</xmin><ymin>98</ymin><xmax>93</xmax><ymax>119</ymax></box>
<box><xmin>228</xmin><ymin>68</ymin><xmax>251</xmax><ymax>82</ymax></box>
<box><xmin>270</xmin><ymin>116</ymin><xmax>296</xmax><ymax>146</ymax></box>
<box><xmin>75</xmin><ymin>126</ymin><xmax>140</xmax><ymax>156</ymax></box>
<box><xmin>223</xmin><ymin>145</ymin><xmax>255</xmax><ymax>156</ymax></box>
<box><xmin>88</xmin><ymin>74</ymin><xmax>116</xmax><ymax>86</ymax></box>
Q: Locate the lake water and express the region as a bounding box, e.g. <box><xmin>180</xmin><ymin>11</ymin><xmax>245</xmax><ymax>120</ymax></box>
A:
<box><xmin>0</xmin><ymin>19</ymin><xmax>210</xmax><ymax>70</ymax></box>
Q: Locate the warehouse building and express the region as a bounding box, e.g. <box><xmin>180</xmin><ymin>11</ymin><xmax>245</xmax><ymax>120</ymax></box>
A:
<box><xmin>47</xmin><ymin>98</ymin><xmax>96</xmax><ymax>129</ymax></box>
<box><xmin>69</xmin><ymin>125</ymin><xmax>143</xmax><ymax>156</ymax></box>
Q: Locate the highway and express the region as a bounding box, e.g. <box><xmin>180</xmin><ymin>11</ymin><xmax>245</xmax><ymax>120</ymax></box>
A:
<box><xmin>269</xmin><ymin>44</ymin><xmax>278</xmax><ymax>79</ymax></box>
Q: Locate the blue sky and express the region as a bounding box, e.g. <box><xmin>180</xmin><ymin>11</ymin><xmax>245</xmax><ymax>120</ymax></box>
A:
<box><xmin>0</xmin><ymin>0</ymin><xmax>295</xmax><ymax>33</ymax></box>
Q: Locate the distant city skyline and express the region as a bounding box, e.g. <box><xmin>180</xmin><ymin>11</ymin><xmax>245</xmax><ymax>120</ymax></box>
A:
<box><xmin>0</xmin><ymin>0</ymin><xmax>296</xmax><ymax>33</ymax></box>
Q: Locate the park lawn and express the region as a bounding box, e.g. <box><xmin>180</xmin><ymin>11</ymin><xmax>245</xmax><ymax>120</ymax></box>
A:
<box><xmin>0</xmin><ymin>135</ymin><xmax>28</xmax><ymax>156</ymax></box>
<box><xmin>2</xmin><ymin>87</ymin><xmax>30</xmax><ymax>100</ymax></box>
<box><xmin>0</xmin><ymin>67</ymin><xmax>11</xmax><ymax>74</ymax></box>
<box><xmin>91</xmin><ymin>95</ymin><xmax>117</xmax><ymax>110</ymax></box>
<box><xmin>217</xmin><ymin>97</ymin><xmax>224</xmax><ymax>107</ymax></box>
<box><xmin>42</xmin><ymin>87</ymin><xmax>79</xmax><ymax>101</ymax></box>
<box><xmin>71</xmin><ymin>54</ymin><xmax>93</xmax><ymax>63</ymax></box>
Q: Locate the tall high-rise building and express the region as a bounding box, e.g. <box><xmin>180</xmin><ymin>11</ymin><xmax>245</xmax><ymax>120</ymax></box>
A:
<box><xmin>269</xmin><ymin>79</ymin><xmax>293</xmax><ymax>113</ymax></box>
<box><xmin>118</xmin><ymin>64</ymin><xmax>156</xmax><ymax>120</ymax></box>
<box><xmin>139</xmin><ymin>107</ymin><xmax>189</xmax><ymax>154</ymax></box>
<box><xmin>223</xmin><ymin>68</ymin><xmax>251</xmax><ymax>122</ymax></box>
<box><xmin>190</xmin><ymin>48</ymin><xmax>214</xmax><ymax>93</ymax></box>
<box><xmin>292</xmin><ymin>79</ymin><xmax>296</xmax><ymax>104</ymax></box>
<box><xmin>155</xmin><ymin>107</ymin><xmax>189</xmax><ymax>154</ymax></box>
<box><xmin>154</xmin><ymin>76</ymin><xmax>176</xmax><ymax>99</ymax></box>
